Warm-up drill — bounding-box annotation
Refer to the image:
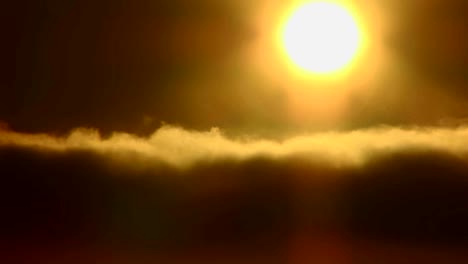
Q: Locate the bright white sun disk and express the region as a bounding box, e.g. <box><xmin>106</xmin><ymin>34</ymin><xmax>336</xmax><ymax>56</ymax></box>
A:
<box><xmin>283</xmin><ymin>2</ymin><xmax>361</xmax><ymax>74</ymax></box>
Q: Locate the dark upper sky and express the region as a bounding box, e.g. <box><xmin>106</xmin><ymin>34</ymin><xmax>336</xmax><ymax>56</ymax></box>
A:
<box><xmin>2</xmin><ymin>0</ymin><xmax>468</xmax><ymax>135</ymax></box>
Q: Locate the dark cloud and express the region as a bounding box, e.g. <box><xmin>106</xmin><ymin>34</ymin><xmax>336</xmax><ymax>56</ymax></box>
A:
<box><xmin>2</xmin><ymin>126</ymin><xmax>468</xmax><ymax>255</ymax></box>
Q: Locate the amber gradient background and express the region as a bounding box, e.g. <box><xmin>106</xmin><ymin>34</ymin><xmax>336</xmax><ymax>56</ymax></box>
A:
<box><xmin>2</xmin><ymin>0</ymin><xmax>468</xmax><ymax>263</ymax></box>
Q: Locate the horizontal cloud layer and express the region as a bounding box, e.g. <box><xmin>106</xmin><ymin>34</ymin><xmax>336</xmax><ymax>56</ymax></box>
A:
<box><xmin>1</xmin><ymin>125</ymin><xmax>468</xmax><ymax>248</ymax></box>
<box><xmin>2</xmin><ymin>125</ymin><xmax>468</xmax><ymax>167</ymax></box>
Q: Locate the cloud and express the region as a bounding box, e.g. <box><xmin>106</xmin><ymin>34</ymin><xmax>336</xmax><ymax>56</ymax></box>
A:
<box><xmin>1</xmin><ymin>125</ymin><xmax>468</xmax><ymax>247</ymax></box>
<box><xmin>2</xmin><ymin>125</ymin><xmax>468</xmax><ymax>167</ymax></box>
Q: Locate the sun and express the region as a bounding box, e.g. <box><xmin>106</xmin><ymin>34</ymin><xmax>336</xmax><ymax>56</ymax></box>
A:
<box><xmin>282</xmin><ymin>1</ymin><xmax>362</xmax><ymax>74</ymax></box>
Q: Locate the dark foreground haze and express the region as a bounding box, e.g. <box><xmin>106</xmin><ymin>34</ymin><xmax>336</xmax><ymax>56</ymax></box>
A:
<box><xmin>1</xmin><ymin>127</ymin><xmax>468</xmax><ymax>263</ymax></box>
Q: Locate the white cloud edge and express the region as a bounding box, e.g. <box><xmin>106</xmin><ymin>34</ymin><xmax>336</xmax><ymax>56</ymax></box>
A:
<box><xmin>1</xmin><ymin>125</ymin><xmax>468</xmax><ymax>168</ymax></box>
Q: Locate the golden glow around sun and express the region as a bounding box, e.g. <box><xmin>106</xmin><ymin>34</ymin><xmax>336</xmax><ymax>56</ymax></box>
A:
<box><xmin>250</xmin><ymin>0</ymin><xmax>385</xmax><ymax>126</ymax></box>
<box><xmin>282</xmin><ymin>1</ymin><xmax>362</xmax><ymax>74</ymax></box>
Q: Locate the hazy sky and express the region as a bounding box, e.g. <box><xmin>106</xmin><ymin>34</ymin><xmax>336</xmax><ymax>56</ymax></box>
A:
<box><xmin>2</xmin><ymin>0</ymin><xmax>468</xmax><ymax>135</ymax></box>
